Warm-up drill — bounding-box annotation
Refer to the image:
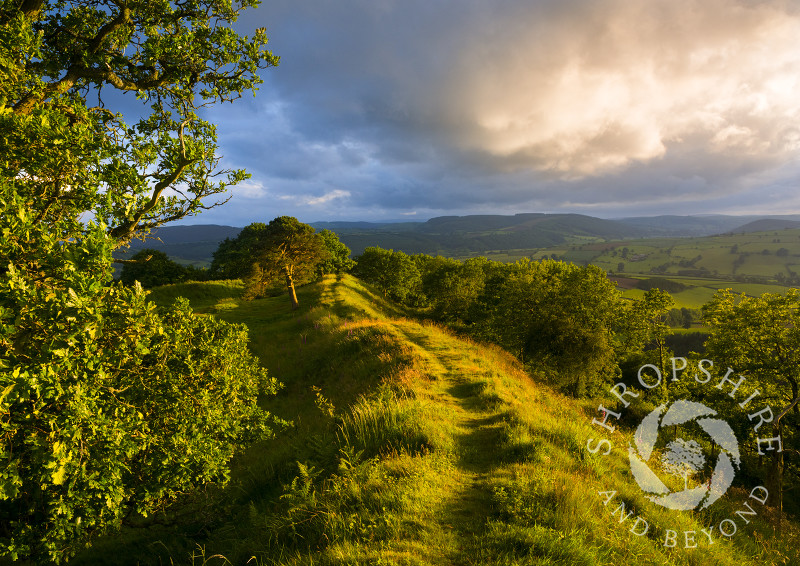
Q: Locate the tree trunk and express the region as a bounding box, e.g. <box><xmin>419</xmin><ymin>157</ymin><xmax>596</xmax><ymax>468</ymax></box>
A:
<box><xmin>286</xmin><ymin>274</ymin><xmax>299</xmax><ymax>310</ymax></box>
<box><xmin>769</xmin><ymin>424</ymin><xmax>783</xmax><ymax>536</ymax></box>
<box><xmin>772</xmin><ymin>383</ymin><xmax>799</xmax><ymax>536</ymax></box>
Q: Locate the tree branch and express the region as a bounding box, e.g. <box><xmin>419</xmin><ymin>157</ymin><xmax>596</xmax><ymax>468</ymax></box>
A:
<box><xmin>14</xmin><ymin>5</ymin><xmax>132</xmax><ymax>114</ymax></box>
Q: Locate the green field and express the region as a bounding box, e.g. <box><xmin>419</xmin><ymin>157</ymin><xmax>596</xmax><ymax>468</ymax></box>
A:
<box><xmin>573</xmin><ymin>229</ymin><xmax>800</xmax><ymax>281</ymax></box>
<box><xmin>73</xmin><ymin>275</ymin><xmax>800</xmax><ymax>565</ymax></box>
<box><xmin>616</xmin><ymin>275</ymin><xmax>793</xmax><ymax>308</ymax></box>
<box><xmin>487</xmin><ymin>229</ymin><xmax>800</xmax><ymax>280</ymax></box>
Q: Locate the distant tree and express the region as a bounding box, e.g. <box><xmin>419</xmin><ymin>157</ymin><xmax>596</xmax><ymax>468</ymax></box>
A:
<box><xmin>777</xmin><ymin>248</ymin><xmax>789</xmax><ymax>257</ymax></box>
<box><xmin>315</xmin><ymin>229</ymin><xmax>355</xmax><ymax>277</ymax></box>
<box><xmin>212</xmin><ymin>218</ymin><xmax>327</xmax><ymax>307</ymax></box>
<box><xmin>119</xmin><ymin>249</ymin><xmax>191</xmax><ymax>288</ymax></box>
<box><xmin>353</xmin><ymin>247</ymin><xmax>421</xmax><ymax>303</ymax></box>
<box><xmin>680</xmin><ymin>307</ymin><xmax>696</xmax><ymax>329</ymax></box>
<box><xmin>618</xmin><ymin>262</ymin><xmax>625</xmax><ymax>272</ymax></box>
<box><xmin>638</xmin><ymin>277</ymin><xmax>686</xmax><ymax>293</ymax></box>
<box><xmin>625</xmin><ymin>288</ymin><xmax>675</xmax><ymax>397</ymax></box>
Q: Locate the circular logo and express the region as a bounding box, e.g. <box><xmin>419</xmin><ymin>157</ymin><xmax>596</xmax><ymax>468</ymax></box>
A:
<box><xmin>628</xmin><ymin>400</ymin><xmax>741</xmax><ymax>511</ymax></box>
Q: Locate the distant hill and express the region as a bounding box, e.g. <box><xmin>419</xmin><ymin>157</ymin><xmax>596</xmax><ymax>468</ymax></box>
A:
<box><xmin>614</xmin><ymin>215</ymin><xmax>764</xmax><ymax>236</ymax></box>
<box><xmin>114</xmin><ymin>213</ymin><xmax>800</xmax><ymax>266</ymax></box>
<box><xmin>326</xmin><ymin>213</ymin><xmax>647</xmax><ymax>255</ymax></box>
<box><xmin>726</xmin><ymin>218</ymin><xmax>800</xmax><ymax>233</ymax></box>
<box><xmin>134</xmin><ymin>224</ymin><xmax>242</xmax><ymax>244</ymax></box>
<box><xmin>117</xmin><ymin>225</ymin><xmax>243</xmax><ymax>266</ymax></box>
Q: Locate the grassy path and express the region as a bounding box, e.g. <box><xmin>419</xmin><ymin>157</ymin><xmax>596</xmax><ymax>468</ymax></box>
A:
<box><xmin>389</xmin><ymin>320</ymin><xmax>514</xmax><ymax>565</ymax></box>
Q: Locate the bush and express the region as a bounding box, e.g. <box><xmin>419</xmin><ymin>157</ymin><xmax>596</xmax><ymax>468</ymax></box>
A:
<box><xmin>637</xmin><ymin>277</ymin><xmax>687</xmax><ymax>293</ymax></box>
<box><xmin>0</xmin><ymin>223</ymin><xmax>279</xmax><ymax>562</ymax></box>
<box><xmin>119</xmin><ymin>248</ymin><xmax>199</xmax><ymax>288</ymax></box>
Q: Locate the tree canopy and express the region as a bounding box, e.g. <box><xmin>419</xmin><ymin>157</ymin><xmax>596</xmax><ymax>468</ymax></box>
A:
<box><xmin>352</xmin><ymin>247</ymin><xmax>422</xmax><ymax>304</ymax></box>
<box><xmin>0</xmin><ymin>2</ymin><xmax>280</xmax><ymax>561</ymax></box>
<box><xmin>703</xmin><ymin>289</ymin><xmax>800</xmax><ymax>530</ymax></box>
<box><xmin>315</xmin><ymin>229</ymin><xmax>355</xmax><ymax>277</ymax></box>
<box><xmin>1</xmin><ymin>0</ymin><xmax>278</xmax><ymax>246</ymax></box>
<box><xmin>211</xmin><ymin>217</ymin><xmax>328</xmax><ymax>307</ymax></box>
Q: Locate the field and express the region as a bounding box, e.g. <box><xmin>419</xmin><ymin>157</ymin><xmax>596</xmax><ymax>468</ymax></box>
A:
<box><xmin>73</xmin><ymin>275</ymin><xmax>800</xmax><ymax>565</ymax></box>
<box><xmin>560</xmin><ymin>229</ymin><xmax>800</xmax><ymax>281</ymax></box>
<box><xmin>613</xmin><ymin>275</ymin><xmax>793</xmax><ymax>308</ymax></box>
<box><xmin>462</xmin><ymin>229</ymin><xmax>800</xmax><ymax>281</ymax></box>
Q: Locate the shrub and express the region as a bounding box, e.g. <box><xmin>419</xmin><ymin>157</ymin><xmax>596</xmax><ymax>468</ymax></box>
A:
<box><xmin>0</xmin><ymin>224</ymin><xmax>280</xmax><ymax>562</ymax></box>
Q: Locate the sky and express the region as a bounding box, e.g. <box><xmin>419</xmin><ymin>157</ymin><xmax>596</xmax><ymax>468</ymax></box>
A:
<box><xmin>191</xmin><ymin>0</ymin><xmax>800</xmax><ymax>225</ymax></box>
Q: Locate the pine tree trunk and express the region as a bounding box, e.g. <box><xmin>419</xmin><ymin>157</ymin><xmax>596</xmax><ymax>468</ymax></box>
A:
<box><xmin>286</xmin><ymin>273</ymin><xmax>299</xmax><ymax>310</ymax></box>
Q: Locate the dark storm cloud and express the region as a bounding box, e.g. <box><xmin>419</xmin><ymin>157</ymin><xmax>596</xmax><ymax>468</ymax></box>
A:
<box><xmin>195</xmin><ymin>0</ymin><xmax>800</xmax><ymax>224</ymax></box>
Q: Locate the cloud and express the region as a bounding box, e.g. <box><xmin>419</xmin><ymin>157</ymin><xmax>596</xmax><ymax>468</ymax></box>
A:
<box><xmin>194</xmin><ymin>0</ymin><xmax>800</xmax><ymax>224</ymax></box>
<box><xmin>233</xmin><ymin>181</ymin><xmax>269</xmax><ymax>199</ymax></box>
<box><xmin>440</xmin><ymin>0</ymin><xmax>800</xmax><ymax>178</ymax></box>
<box><xmin>303</xmin><ymin>189</ymin><xmax>352</xmax><ymax>206</ymax></box>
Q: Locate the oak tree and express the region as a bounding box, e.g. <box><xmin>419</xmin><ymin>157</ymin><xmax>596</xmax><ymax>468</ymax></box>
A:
<box><xmin>703</xmin><ymin>289</ymin><xmax>800</xmax><ymax>533</ymax></box>
<box><xmin>212</xmin><ymin>218</ymin><xmax>328</xmax><ymax>308</ymax></box>
<box><xmin>315</xmin><ymin>229</ymin><xmax>355</xmax><ymax>277</ymax></box>
<box><xmin>1</xmin><ymin>1</ymin><xmax>280</xmax><ymax>561</ymax></box>
<box><xmin>352</xmin><ymin>247</ymin><xmax>421</xmax><ymax>304</ymax></box>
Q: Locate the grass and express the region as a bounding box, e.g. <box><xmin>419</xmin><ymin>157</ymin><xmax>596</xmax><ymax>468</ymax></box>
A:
<box><xmin>74</xmin><ymin>275</ymin><xmax>800</xmax><ymax>565</ymax></box>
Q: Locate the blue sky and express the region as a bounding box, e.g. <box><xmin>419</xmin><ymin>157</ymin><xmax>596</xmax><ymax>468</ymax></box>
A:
<box><xmin>189</xmin><ymin>0</ymin><xmax>800</xmax><ymax>226</ymax></box>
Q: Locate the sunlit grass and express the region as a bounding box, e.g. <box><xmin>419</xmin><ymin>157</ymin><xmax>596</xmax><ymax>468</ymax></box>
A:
<box><xmin>75</xmin><ymin>274</ymin><xmax>800</xmax><ymax>566</ymax></box>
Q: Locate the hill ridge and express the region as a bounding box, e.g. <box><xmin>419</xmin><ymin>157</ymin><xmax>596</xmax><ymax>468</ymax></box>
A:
<box><xmin>78</xmin><ymin>275</ymin><xmax>800</xmax><ymax>564</ymax></box>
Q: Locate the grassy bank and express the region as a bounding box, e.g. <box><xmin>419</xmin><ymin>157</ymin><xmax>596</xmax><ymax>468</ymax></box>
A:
<box><xmin>74</xmin><ymin>275</ymin><xmax>799</xmax><ymax>565</ymax></box>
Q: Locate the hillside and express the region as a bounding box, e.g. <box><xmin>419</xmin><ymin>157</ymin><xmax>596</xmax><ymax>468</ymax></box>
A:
<box><xmin>75</xmin><ymin>275</ymin><xmax>799</xmax><ymax>565</ymax></box>
<box><xmin>727</xmin><ymin>219</ymin><xmax>800</xmax><ymax>233</ymax></box>
<box><xmin>563</xmin><ymin>228</ymin><xmax>800</xmax><ymax>284</ymax></box>
<box><xmin>115</xmin><ymin>213</ymin><xmax>647</xmax><ymax>265</ymax></box>
<box><xmin>323</xmin><ymin>213</ymin><xmax>646</xmax><ymax>255</ymax></box>
<box><xmin>114</xmin><ymin>214</ymin><xmax>800</xmax><ymax>269</ymax></box>
<box><xmin>118</xmin><ymin>224</ymin><xmax>243</xmax><ymax>266</ymax></box>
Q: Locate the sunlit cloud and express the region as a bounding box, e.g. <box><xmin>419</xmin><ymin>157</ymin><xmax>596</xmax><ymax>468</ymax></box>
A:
<box><xmin>306</xmin><ymin>189</ymin><xmax>351</xmax><ymax>206</ymax></box>
<box><xmin>233</xmin><ymin>181</ymin><xmax>269</xmax><ymax>199</ymax></box>
<box><xmin>277</xmin><ymin>189</ymin><xmax>352</xmax><ymax>207</ymax></box>
<box><xmin>191</xmin><ymin>0</ymin><xmax>800</xmax><ymax>224</ymax></box>
<box><xmin>441</xmin><ymin>0</ymin><xmax>800</xmax><ymax>178</ymax></box>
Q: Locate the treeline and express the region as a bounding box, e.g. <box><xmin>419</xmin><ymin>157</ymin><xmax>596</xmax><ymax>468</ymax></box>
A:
<box><xmin>352</xmin><ymin>247</ymin><xmax>673</xmax><ymax>397</ymax></box>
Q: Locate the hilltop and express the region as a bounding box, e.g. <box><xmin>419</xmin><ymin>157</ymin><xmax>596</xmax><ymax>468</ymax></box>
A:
<box><xmin>116</xmin><ymin>213</ymin><xmax>800</xmax><ymax>267</ymax></box>
<box><xmin>75</xmin><ymin>275</ymin><xmax>799</xmax><ymax>565</ymax></box>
